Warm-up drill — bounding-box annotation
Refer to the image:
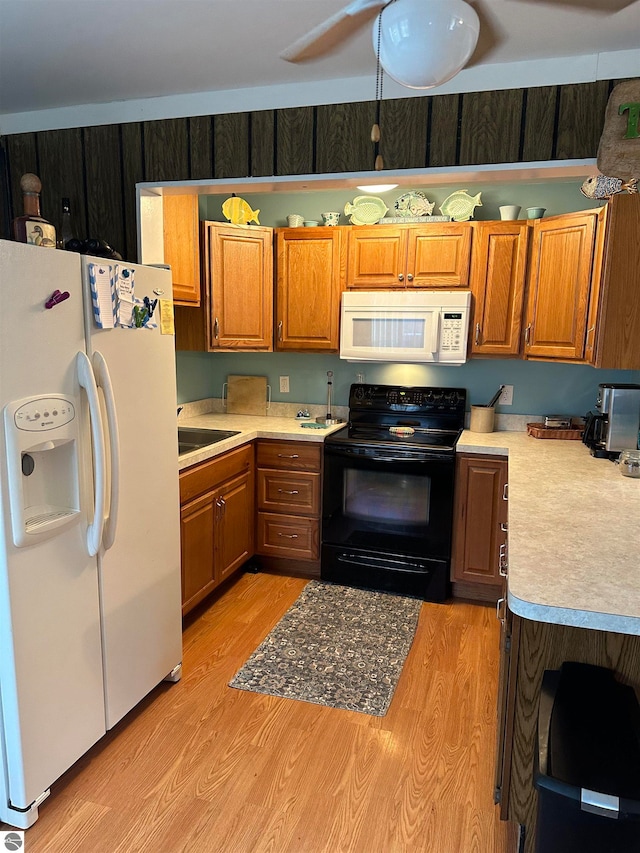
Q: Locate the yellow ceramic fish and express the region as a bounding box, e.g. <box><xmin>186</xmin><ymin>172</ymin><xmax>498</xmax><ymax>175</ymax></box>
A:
<box><xmin>222</xmin><ymin>195</ymin><xmax>260</xmax><ymax>225</ymax></box>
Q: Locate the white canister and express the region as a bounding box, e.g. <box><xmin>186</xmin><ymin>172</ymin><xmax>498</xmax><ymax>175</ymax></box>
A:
<box><xmin>499</xmin><ymin>205</ymin><xmax>521</xmax><ymax>221</ymax></box>
<box><xmin>287</xmin><ymin>214</ymin><xmax>304</xmax><ymax>227</ymax></box>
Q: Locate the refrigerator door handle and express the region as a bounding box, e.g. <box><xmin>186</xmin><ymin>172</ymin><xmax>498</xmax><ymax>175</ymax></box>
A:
<box><xmin>92</xmin><ymin>351</ymin><xmax>120</xmax><ymax>551</ymax></box>
<box><xmin>76</xmin><ymin>351</ymin><xmax>107</xmax><ymax>557</ymax></box>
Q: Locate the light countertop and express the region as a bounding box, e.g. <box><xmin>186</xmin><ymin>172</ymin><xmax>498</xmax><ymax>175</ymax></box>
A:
<box><xmin>458</xmin><ymin>430</ymin><xmax>640</xmax><ymax>636</ymax></box>
<box><xmin>178</xmin><ymin>414</ymin><xmax>640</xmax><ymax>636</ymax></box>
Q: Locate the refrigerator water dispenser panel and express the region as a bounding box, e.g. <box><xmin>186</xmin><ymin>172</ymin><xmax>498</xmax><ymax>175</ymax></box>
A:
<box><xmin>3</xmin><ymin>395</ymin><xmax>81</xmax><ymax>546</ymax></box>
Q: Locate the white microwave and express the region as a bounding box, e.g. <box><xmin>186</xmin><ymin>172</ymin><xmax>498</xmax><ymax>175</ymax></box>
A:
<box><xmin>340</xmin><ymin>290</ymin><xmax>471</xmax><ymax>364</ymax></box>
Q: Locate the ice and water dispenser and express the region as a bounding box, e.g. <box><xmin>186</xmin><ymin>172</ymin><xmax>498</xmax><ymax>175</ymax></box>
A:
<box><xmin>4</xmin><ymin>395</ymin><xmax>82</xmax><ymax>546</ymax></box>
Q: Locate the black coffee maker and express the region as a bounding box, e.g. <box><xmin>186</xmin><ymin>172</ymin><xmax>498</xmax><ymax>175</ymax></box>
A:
<box><xmin>583</xmin><ymin>383</ymin><xmax>640</xmax><ymax>459</ymax></box>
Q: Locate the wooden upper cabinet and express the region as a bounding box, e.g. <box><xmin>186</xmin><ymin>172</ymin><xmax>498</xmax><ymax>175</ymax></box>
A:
<box><xmin>523</xmin><ymin>210</ymin><xmax>598</xmax><ymax>361</ymax></box>
<box><xmin>275</xmin><ymin>227</ymin><xmax>345</xmax><ymax>352</ymax></box>
<box><xmin>163</xmin><ymin>195</ymin><xmax>201</xmax><ymax>306</ymax></box>
<box><xmin>347</xmin><ymin>224</ymin><xmax>472</xmax><ymax>288</ymax></box>
<box><xmin>470</xmin><ymin>221</ymin><xmax>529</xmax><ymax>357</ymax></box>
<box><xmin>586</xmin><ymin>193</ymin><xmax>640</xmax><ymax>370</ymax></box>
<box><xmin>347</xmin><ymin>226</ymin><xmax>405</xmax><ymax>288</ymax></box>
<box><xmin>407</xmin><ymin>224</ymin><xmax>472</xmax><ymax>287</ymax></box>
<box><xmin>207</xmin><ymin>222</ymin><xmax>273</xmax><ymax>351</ymax></box>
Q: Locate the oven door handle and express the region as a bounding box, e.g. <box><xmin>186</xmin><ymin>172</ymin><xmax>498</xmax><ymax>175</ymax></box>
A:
<box><xmin>326</xmin><ymin>447</ymin><xmax>448</xmax><ymax>464</ymax></box>
<box><xmin>336</xmin><ymin>553</ymin><xmax>431</xmax><ymax>575</ymax></box>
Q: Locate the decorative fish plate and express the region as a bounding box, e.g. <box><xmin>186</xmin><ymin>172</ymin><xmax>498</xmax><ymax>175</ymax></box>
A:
<box><xmin>394</xmin><ymin>191</ymin><xmax>435</xmax><ymax>217</ymax></box>
<box><xmin>439</xmin><ymin>190</ymin><xmax>482</xmax><ymax>222</ymax></box>
<box><xmin>344</xmin><ymin>196</ymin><xmax>388</xmax><ymax>225</ymax></box>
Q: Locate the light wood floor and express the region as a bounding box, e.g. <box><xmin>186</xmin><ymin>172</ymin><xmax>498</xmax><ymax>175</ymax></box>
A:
<box><xmin>15</xmin><ymin>572</ymin><xmax>517</xmax><ymax>852</ymax></box>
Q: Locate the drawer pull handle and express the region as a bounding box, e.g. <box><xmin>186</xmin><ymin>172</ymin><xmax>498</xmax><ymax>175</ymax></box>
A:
<box><xmin>214</xmin><ymin>317</ymin><xmax>219</xmax><ymax>339</ymax></box>
<box><xmin>278</xmin><ymin>489</ymin><xmax>299</xmax><ymax>495</ymax></box>
<box><xmin>524</xmin><ymin>323</ymin><xmax>531</xmax><ymax>345</ymax></box>
<box><xmin>475</xmin><ymin>322</ymin><xmax>481</xmax><ymax>345</ymax></box>
<box><xmin>496</xmin><ymin>597</ymin><xmax>506</xmax><ymax>625</ymax></box>
<box><xmin>499</xmin><ymin>543</ymin><xmax>508</xmax><ymax>577</ymax></box>
<box><xmin>278</xmin><ymin>453</ymin><xmax>299</xmax><ymax>459</ymax></box>
<box><xmin>277</xmin><ymin>533</ymin><xmax>299</xmax><ymax>539</ymax></box>
<box><xmin>502</xmin><ymin>483</ymin><xmax>508</xmax><ymax>501</ymax></box>
<box><xmin>277</xmin><ymin>320</ymin><xmax>283</xmax><ymax>341</ymax></box>
<box><xmin>500</xmin><ymin>522</ymin><xmax>508</xmax><ymax>532</ymax></box>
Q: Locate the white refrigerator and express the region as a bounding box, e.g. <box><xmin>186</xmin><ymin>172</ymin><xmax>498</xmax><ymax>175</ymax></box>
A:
<box><xmin>0</xmin><ymin>239</ymin><xmax>183</xmax><ymax>829</ymax></box>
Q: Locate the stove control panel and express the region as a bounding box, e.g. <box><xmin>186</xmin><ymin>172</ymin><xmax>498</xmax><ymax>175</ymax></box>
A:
<box><xmin>350</xmin><ymin>384</ymin><xmax>466</xmax><ymax>415</ymax></box>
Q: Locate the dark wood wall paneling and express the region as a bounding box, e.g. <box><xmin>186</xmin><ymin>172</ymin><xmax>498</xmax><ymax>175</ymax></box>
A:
<box><xmin>1</xmin><ymin>79</ymin><xmax>635</xmax><ymax>255</ymax></box>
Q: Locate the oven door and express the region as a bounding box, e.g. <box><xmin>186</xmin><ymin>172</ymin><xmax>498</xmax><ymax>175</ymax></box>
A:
<box><xmin>321</xmin><ymin>442</ymin><xmax>455</xmax><ymax>599</ymax></box>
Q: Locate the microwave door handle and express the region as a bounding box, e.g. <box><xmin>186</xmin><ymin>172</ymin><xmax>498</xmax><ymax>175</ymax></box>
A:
<box><xmin>429</xmin><ymin>311</ymin><xmax>440</xmax><ymax>353</ymax></box>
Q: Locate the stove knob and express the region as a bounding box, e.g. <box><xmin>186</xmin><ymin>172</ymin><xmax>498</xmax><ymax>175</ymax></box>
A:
<box><xmin>353</xmin><ymin>385</ymin><xmax>365</xmax><ymax>400</ymax></box>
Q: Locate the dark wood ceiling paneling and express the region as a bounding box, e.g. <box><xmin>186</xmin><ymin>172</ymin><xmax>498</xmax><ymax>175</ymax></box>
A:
<box><xmin>1</xmin><ymin>79</ymin><xmax>637</xmax><ymax>248</ymax></box>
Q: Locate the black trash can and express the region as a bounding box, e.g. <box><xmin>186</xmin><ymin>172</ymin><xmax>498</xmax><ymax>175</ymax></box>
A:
<box><xmin>534</xmin><ymin>661</ymin><xmax>640</xmax><ymax>853</ymax></box>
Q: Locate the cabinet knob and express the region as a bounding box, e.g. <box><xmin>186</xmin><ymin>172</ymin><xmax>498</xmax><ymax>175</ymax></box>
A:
<box><xmin>398</xmin><ymin>273</ymin><xmax>404</xmax><ymax>282</ymax></box>
<box><xmin>406</xmin><ymin>273</ymin><xmax>413</xmax><ymax>282</ymax></box>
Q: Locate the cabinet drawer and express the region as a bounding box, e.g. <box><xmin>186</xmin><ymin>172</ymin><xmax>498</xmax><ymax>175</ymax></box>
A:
<box><xmin>256</xmin><ymin>513</ymin><xmax>319</xmax><ymax>560</ymax></box>
<box><xmin>180</xmin><ymin>444</ymin><xmax>253</xmax><ymax>504</ymax></box>
<box><xmin>256</xmin><ymin>440</ymin><xmax>321</xmax><ymax>472</ymax></box>
<box><xmin>257</xmin><ymin>470</ymin><xmax>320</xmax><ymax>515</ymax></box>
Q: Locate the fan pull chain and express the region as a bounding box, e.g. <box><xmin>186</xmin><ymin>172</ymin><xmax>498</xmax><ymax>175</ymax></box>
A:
<box><xmin>372</xmin><ymin>11</ymin><xmax>384</xmax><ymax>171</ymax></box>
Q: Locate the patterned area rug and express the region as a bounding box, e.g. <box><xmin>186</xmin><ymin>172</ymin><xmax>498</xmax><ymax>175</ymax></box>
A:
<box><xmin>229</xmin><ymin>581</ymin><xmax>422</xmax><ymax>716</ymax></box>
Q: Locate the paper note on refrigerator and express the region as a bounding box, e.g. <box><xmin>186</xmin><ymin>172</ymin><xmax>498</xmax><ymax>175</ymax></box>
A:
<box><xmin>115</xmin><ymin>266</ymin><xmax>136</xmax><ymax>328</ymax></box>
<box><xmin>159</xmin><ymin>300</ymin><xmax>174</xmax><ymax>335</ymax></box>
<box><xmin>88</xmin><ymin>263</ymin><xmax>117</xmax><ymax>328</ymax></box>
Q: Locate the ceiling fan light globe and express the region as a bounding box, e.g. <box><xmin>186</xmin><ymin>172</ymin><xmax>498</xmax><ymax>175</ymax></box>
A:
<box><xmin>375</xmin><ymin>0</ymin><xmax>480</xmax><ymax>89</ymax></box>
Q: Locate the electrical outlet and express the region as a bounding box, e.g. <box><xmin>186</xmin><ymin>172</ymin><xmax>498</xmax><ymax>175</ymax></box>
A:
<box><xmin>499</xmin><ymin>385</ymin><xmax>514</xmax><ymax>406</ymax></box>
<box><xmin>279</xmin><ymin>375</ymin><xmax>290</xmax><ymax>393</ymax></box>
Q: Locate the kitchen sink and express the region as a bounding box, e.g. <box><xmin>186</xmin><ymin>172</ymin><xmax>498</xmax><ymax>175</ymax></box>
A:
<box><xmin>178</xmin><ymin>427</ymin><xmax>241</xmax><ymax>455</ymax></box>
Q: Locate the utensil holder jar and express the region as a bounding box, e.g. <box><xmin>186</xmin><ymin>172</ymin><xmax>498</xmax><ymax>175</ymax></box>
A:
<box><xmin>470</xmin><ymin>405</ymin><xmax>495</xmax><ymax>433</ymax></box>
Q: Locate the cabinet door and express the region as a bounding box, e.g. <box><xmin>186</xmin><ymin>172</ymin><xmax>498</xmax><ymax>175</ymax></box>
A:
<box><xmin>470</xmin><ymin>222</ymin><xmax>529</xmax><ymax>356</ymax></box>
<box><xmin>346</xmin><ymin>227</ymin><xmax>407</xmax><ymax>288</ymax></box>
<box><xmin>216</xmin><ymin>470</ymin><xmax>254</xmax><ymax>584</ymax></box>
<box><xmin>164</xmin><ymin>195</ymin><xmax>201</xmax><ymax>306</ymax></box>
<box><xmin>180</xmin><ymin>491</ymin><xmax>216</xmax><ymax>615</ymax></box>
<box><xmin>451</xmin><ymin>454</ymin><xmax>508</xmax><ymax>587</ymax></box>
<box><xmin>494</xmin><ymin>608</ymin><xmax>520</xmax><ymax>819</ymax></box>
<box><xmin>524</xmin><ymin>212</ymin><xmax>597</xmax><ymax>360</ymax></box>
<box><xmin>407</xmin><ymin>224</ymin><xmax>472</xmax><ymax>287</ymax></box>
<box><xmin>275</xmin><ymin>228</ymin><xmax>344</xmax><ymax>351</ymax></box>
<box><xmin>208</xmin><ymin>223</ymin><xmax>273</xmax><ymax>350</ymax></box>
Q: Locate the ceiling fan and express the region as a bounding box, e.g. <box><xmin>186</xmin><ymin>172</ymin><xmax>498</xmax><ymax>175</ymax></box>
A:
<box><xmin>280</xmin><ymin>0</ymin><xmax>635</xmax><ymax>90</ymax></box>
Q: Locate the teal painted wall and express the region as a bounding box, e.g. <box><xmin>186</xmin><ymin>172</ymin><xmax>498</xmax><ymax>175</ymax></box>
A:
<box><xmin>176</xmin><ymin>350</ymin><xmax>640</xmax><ymax>418</ymax></box>
<box><xmin>201</xmin><ymin>180</ymin><xmax>599</xmax><ymax>227</ymax></box>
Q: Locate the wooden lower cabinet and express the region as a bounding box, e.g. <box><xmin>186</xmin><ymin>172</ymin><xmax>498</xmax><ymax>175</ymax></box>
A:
<box><xmin>179</xmin><ymin>444</ymin><xmax>254</xmax><ymax>615</ymax></box>
<box><xmin>255</xmin><ymin>439</ymin><xmax>322</xmax><ymax>576</ymax></box>
<box><xmin>451</xmin><ymin>453</ymin><xmax>508</xmax><ymax>601</ymax></box>
<box><xmin>497</xmin><ymin>612</ymin><xmax>640</xmax><ymax>852</ymax></box>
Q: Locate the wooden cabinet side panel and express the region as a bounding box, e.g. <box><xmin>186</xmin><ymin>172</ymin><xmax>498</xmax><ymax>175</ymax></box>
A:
<box><xmin>594</xmin><ymin>194</ymin><xmax>640</xmax><ymax>369</ymax></box>
<box><xmin>470</xmin><ymin>223</ymin><xmax>528</xmax><ymax>356</ymax></box>
<box><xmin>507</xmin><ymin>618</ymin><xmax>640</xmax><ymax>853</ymax></box>
<box><xmin>164</xmin><ymin>195</ymin><xmax>201</xmax><ymax>305</ymax></box>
